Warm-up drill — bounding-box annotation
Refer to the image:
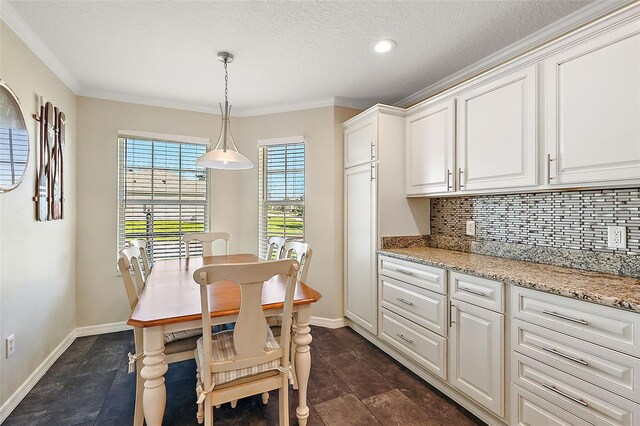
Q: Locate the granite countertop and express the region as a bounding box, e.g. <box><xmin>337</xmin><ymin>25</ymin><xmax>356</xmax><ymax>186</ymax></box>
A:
<box><xmin>378</xmin><ymin>246</ymin><xmax>640</xmax><ymax>313</ymax></box>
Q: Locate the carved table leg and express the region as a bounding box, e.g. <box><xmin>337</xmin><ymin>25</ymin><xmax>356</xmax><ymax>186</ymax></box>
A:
<box><xmin>294</xmin><ymin>305</ymin><xmax>312</xmax><ymax>426</ymax></box>
<box><xmin>142</xmin><ymin>326</ymin><xmax>168</xmax><ymax>426</ymax></box>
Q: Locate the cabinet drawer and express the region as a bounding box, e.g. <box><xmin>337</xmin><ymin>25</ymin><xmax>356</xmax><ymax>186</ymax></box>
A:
<box><xmin>380</xmin><ymin>275</ymin><xmax>447</xmax><ymax>337</ymax></box>
<box><xmin>511</xmin><ymin>384</ymin><xmax>593</xmax><ymax>426</ymax></box>
<box><xmin>513</xmin><ymin>352</ymin><xmax>640</xmax><ymax>426</ymax></box>
<box><xmin>380</xmin><ymin>308</ymin><xmax>447</xmax><ymax>379</ymax></box>
<box><xmin>513</xmin><ymin>287</ymin><xmax>640</xmax><ymax>357</ymax></box>
<box><xmin>379</xmin><ymin>255</ymin><xmax>446</xmax><ymax>294</ymax></box>
<box><xmin>450</xmin><ymin>271</ymin><xmax>504</xmax><ymax>312</ymax></box>
<box><xmin>513</xmin><ymin>318</ymin><xmax>640</xmax><ymax>401</ymax></box>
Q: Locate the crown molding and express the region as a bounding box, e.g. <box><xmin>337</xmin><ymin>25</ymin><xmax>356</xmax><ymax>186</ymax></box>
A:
<box><xmin>78</xmin><ymin>88</ymin><xmax>219</xmax><ymax>114</ymax></box>
<box><xmin>395</xmin><ymin>0</ymin><xmax>632</xmax><ymax>108</ymax></box>
<box><xmin>233</xmin><ymin>97</ymin><xmax>370</xmax><ymax>117</ymax></box>
<box><xmin>0</xmin><ymin>1</ymin><xmax>81</xmax><ymax>93</ymax></box>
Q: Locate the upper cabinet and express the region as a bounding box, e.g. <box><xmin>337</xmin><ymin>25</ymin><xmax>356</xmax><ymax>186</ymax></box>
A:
<box><xmin>405</xmin><ymin>99</ymin><xmax>456</xmax><ymax>195</ymax></box>
<box><xmin>545</xmin><ymin>21</ymin><xmax>640</xmax><ymax>186</ymax></box>
<box><xmin>456</xmin><ymin>66</ymin><xmax>538</xmax><ymax>191</ymax></box>
<box><xmin>344</xmin><ymin>115</ymin><xmax>376</xmax><ymax>168</ymax></box>
<box><xmin>404</xmin><ymin>7</ymin><xmax>640</xmax><ymax>197</ymax></box>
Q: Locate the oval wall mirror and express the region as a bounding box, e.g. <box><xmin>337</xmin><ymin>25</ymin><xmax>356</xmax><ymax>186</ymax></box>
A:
<box><xmin>0</xmin><ymin>80</ymin><xmax>29</xmax><ymax>193</ymax></box>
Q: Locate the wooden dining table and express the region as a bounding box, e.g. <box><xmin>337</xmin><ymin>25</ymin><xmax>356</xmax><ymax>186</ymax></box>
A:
<box><xmin>128</xmin><ymin>253</ymin><xmax>322</xmax><ymax>426</ymax></box>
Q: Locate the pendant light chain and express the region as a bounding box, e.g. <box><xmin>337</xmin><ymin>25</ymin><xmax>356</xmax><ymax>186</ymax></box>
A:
<box><xmin>224</xmin><ymin>60</ymin><xmax>229</xmax><ymax>104</ymax></box>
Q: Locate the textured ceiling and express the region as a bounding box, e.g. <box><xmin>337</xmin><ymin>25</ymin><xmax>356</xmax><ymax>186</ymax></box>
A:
<box><xmin>7</xmin><ymin>0</ymin><xmax>593</xmax><ymax>114</ymax></box>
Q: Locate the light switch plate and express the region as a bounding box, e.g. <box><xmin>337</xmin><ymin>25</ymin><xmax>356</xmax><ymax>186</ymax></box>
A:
<box><xmin>607</xmin><ymin>226</ymin><xmax>627</xmax><ymax>249</ymax></box>
<box><xmin>466</xmin><ymin>220</ymin><xmax>476</xmax><ymax>237</ymax></box>
<box><xmin>6</xmin><ymin>334</ymin><xmax>15</xmax><ymax>358</ymax></box>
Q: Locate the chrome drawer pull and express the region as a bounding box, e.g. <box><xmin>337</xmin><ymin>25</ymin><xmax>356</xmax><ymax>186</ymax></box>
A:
<box><xmin>459</xmin><ymin>287</ymin><xmax>485</xmax><ymax>297</ymax></box>
<box><xmin>542</xmin><ymin>383</ymin><xmax>588</xmax><ymax>407</ymax></box>
<box><xmin>396</xmin><ymin>297</ymin><xmax>414</xmax><ymax>306</ymax></box>
<box><xmin>395</xmin><ymin>269</ymin><xmax>413</xmax><ymax>276</ymax></box>
<box><xmin>542</xmin><ymin>346</ymin><xmax>588</xmax><ymax>366</ymax></box>
<box><xmin>542</xmin><ymin>310</ymin><xmax>588</xmax><ymax>325</ymax></box>
<box><xmin>395</xmin><ymin>333</ymin><xmax>413</xmax><ymax>344</ymax></box>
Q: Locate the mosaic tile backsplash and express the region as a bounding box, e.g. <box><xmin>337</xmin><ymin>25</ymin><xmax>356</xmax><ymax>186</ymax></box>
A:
<box><xmin>431</xmin><ymin>188</ymin><xmax>640</xmax><ymax>255</ymax></box>
<box><xmin>419</xmin><ymin>188</ymin><xmax>640</xmax><ymax>277</ymax></box>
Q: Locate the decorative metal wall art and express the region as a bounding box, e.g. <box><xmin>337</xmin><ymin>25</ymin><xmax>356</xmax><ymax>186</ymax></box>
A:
<box><xmin>33</xmin><ymin>98</ymin><xmax>65</xmax><ymax>220</ymax></box>
<box><xmin>0</xmin><ymin>80</ymin><xmax>30</xmax><ymax>193</ymax></box>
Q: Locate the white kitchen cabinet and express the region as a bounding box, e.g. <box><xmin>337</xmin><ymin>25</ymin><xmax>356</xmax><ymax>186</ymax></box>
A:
<box><xmin>344</xmin><ymin>115</ymin><xmax>376</xmax><ymax>168</ymax></box>
<box><xmin>456</xmin><ymin>65</ymin><xmax>538</xmax><ymax>191</ymax></box>
<box><xmin>405</xmin><ymin>98</ymin><xmax>456</xmax><ymax>195</ymax></box>
<box><xmin>545</xmin><ymin>21</ymin><xmax>640</xmax><ymax>186</ymax></box>
<box><xmin>344</xmin><ymin>162</ymin><xmax>378</xmax><ymax>334</ymax></box>
<box><xmin>450</xmin><ymin>299</ymin><xmax>504</xmax><ymax>416</ymax></box>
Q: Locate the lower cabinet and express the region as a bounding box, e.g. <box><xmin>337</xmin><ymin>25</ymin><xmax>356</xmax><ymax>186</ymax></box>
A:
<box><xmin>511</xmin><ymin>384</ymin><xmax>592</xmax><ymax>426</ymax></box>
<box><xmin>449</xmin><ymin>299</ymin><xmax>504</xmax><ymax>417</ymax></box>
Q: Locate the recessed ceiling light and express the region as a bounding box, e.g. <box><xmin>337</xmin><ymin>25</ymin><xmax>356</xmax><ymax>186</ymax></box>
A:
<box><xmin>373</xmin><ymin>39</ymin><xmax>397</xmax><ymax>53</ymax></box>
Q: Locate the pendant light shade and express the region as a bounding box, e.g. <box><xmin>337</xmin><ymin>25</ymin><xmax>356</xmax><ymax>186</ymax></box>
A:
<box><xmin>196</xmin><ymin>51</ymin><xmax>254</xmax><ymax>170</ymax></box>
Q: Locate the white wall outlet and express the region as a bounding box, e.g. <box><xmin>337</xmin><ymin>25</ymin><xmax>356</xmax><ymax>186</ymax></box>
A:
<box><xmin>6</xmin><ymin>334</ymin><xmax>15</xmax><ymax>358</ymax></box>
<box><xmin>466</xmin><ymin>220</ymin><xmax>476</xmax><ymax>237</ymax></box>
<box><xmin>607</xmin><ymin>226</ymin><xmax>627</xmax><ymax>249</ymax></box>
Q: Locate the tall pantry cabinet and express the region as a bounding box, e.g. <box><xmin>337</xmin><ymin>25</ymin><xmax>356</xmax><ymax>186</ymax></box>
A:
<box><xmin>343</xmin><ymin>105</ymin><xmax>429</xmax><ymax>334</ymax></box>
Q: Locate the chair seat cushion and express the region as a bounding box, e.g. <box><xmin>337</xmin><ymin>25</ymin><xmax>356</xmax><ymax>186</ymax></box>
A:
<box><xmin>195</xmin><ymin>327</ymin><xmax>280</xmax><ymax>386</ymax></box>
<box><xmin>165</xmin><ymin>328</ymin><xmax>202</xmax><ymax>343</ymax></box>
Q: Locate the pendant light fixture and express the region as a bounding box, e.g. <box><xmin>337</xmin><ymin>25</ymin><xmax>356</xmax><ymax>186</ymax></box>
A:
<box><xmin>196</xmin><ymin>51</ymin><xmax>254</xmax><ymax>170</ymax></box>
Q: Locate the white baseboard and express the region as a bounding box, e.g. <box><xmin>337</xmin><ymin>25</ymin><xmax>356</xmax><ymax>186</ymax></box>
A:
<box><xmin>310</xmin><ymin>316</ymin><xmax>346</xmax><ymax>329</ymax></box>
<box><xmin>74</xmin><ymin>321</ymin><xmax>132</xmax><ymax>337</ymax></box>
<box><xmin>0</xmin><ymin>330</ymin><xmax>75</xmax><ymax>424</ymax></box>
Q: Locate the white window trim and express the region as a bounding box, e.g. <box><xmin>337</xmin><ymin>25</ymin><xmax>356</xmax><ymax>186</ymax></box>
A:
<box><xmin>118</xmin><ymin>130</ymin><xmax>210</xmax><ymax>146</ymax></box>
<box><xmin>257</xmin><ymin>136</ymin><xmax>305</xmax><ymax>147</ymax></box>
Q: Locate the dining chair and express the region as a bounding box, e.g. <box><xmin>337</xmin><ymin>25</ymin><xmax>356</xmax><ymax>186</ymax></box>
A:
<box><xmin>193</xmin><ymin>259</ymin><xmax>299</xmax><ymax>426</ymax></box>
<box><xmin>183</xmin><ymin>232</ymin><xmax>231</xmax><ymax>257</ymax></box>
<box><xmin>265</xmin><ymin>236</ymin><xmax>287</xmax><ymax>260</ymax></box>
<box><xmin>283</xmin><ymin>241</ymin><xmax>313</xmax><ymax>282</ymax></box>
<box><xmin>129</xmin><ymin>238</ymin><xmax>151</xmax><ymax>278</ymax></box>
<box><xmin>118</xmin><ymin>247</ymin><xmax>202</xmax><ymax>426</ymax></box>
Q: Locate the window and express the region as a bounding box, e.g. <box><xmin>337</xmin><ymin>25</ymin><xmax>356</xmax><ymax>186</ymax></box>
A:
<box><xmin>118</xmin><ymin>137</ymin><xmax>209</xmax><ymax>262</ymax></box>
<box><xmin>258</xmin><ymin>141</ymin><xmax>305</xmax><ymax>258</ymax></box>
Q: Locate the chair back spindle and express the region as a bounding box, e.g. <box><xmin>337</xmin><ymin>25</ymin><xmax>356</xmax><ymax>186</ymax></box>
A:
<box><xmin>184</xmin><ymin>232</ymin><xmax>231</xmax><ymax>258</ymax></box>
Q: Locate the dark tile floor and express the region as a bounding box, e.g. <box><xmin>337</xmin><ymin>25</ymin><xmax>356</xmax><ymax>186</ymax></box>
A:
<box><xmin>4</xmin><ymin>326</ymin><xmax>485</xmax><ymax>425</ymax></box>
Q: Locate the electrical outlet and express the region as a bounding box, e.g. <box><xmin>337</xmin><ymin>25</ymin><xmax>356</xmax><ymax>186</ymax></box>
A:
<box><xmin>466</xmin><ymin>220</ymin><xmax>476</xmax><ymax>237</ymax></box>
<box><xmin>6</xmin><ymin>334</ymin><xmax>15</xmax><ymax>358</ymax></box>
<box><xmin>607</xmin><ymin>226</ymin><xmax>627</xmax><ymax>249</ymax></box>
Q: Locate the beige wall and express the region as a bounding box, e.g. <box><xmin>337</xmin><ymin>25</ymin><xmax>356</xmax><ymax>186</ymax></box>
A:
<box><xmin>75</xmin><ymin>99</ymin><xmax>358</xmax><ymax>326</ymax></box>
<box><xmin>0</xmin><ymin>22</ymin><xmax>77</xmax><ymax>406</ymax></box>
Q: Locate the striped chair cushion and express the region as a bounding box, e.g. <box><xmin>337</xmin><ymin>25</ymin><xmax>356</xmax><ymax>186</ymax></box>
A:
<box><xmin>196</xmin><ymin>327</ymin><xmax>281</xmax><ymax>386</ymax></box>
<box><xmin>164</xmin><ymin>328</ymin><xmax>202</xmax><ymax>343</ymax></box>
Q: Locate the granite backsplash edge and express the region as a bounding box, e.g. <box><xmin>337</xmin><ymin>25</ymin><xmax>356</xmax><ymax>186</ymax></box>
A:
<box><xmin>380</xmin><ymin>235</ymin><xmax>640</xmax><ymax>278</ymax></box>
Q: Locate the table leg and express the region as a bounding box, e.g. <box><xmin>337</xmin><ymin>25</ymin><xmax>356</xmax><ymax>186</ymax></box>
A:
<box><xmin>141</xmin><ymin>326</ymin><xmax>168</xmax><ymax>426</ymax></box>
<box><xmin>293</xmin><ymin>305</ymin><xmax>312</xmax><ymax>426</ymax></box>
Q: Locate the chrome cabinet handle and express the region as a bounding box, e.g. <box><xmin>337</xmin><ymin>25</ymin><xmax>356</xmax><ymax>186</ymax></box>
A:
<box><xmin>547</xmin><ymin>154</ymin><xmax>555</xmax><ymax>183</ymax></box>
<box><xmin>395</xmin><ymin>269</ymin><xmax>413</xmax><ymax>276</ymax></box>
<box><xmin>458</xmin><ymin>168</ymin><xmax>464</xmax><ymax>189</ymax></box>
<box><xmin>542</xmin><ymin>346</ymin><xmax>588</xmax><ymax>366</ymax></box>
<box><xmin>449</xmin><ymin>301</ymin><xmax>455</xmax><ymax>327</ymax></box>
<box><xmin>542</xmin><ymin>383</ymin><xmax>588</xmax><ymax>407</ymax></box>
<box><xmin>370</xmin><ymin>143</ymin><xmax>375</xmax><ymax>160</ymax></box>
<box><xmin>395</xmin><ymin>333</ymin><xmax>413</xmax><ymax>344</ymax></box>
<box><xmin>396</xmin><ymin>297</ymin><xmax>414</xmax><ymax>306</ymax></box>
<box><xmin>459</xmin><ymin>287</ymin><xmax>485</xmax><ymax>297</ymax></box>
<box><xmin>447</xmin><ymin>169</ymin><xmax>453</xmax><ymax>191</ymax></box>
<box><xmin>542</xmin><ymin>310</ymin><xmax>588</xmax><ymax>326</ymax></box>
<box><xmin>370</xmin><ymin>163</ymin><xmax>376</xmax><ymax>181</ymax></box>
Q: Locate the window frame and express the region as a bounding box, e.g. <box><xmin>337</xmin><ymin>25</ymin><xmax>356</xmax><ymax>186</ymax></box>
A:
<box><xmin>117</xmin><ymin>134</ymin><xmax>210</xmax><ymax>264</ymax></box>
<box><xmin>258</xmin><ymin>140</ymin><xmax>306</xmax><ymax>258</ymax></box>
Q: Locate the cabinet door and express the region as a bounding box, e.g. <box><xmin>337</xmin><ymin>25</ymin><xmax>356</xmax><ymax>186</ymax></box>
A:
<box><xmin>344</xmin><ymin>162</ymin><xmax>377</xmax><ymax>333</ymax></box>
<box><xmin>344</xmin><ymin>117</ymin><xmax>376</xmax><ymax>168</ymax></box>
<box><xmin>545</xmin><ymin>22</ymin><xmax>640</xmax><ymax>186</ymax></box>
<box><xmin>405</xmin><ymin>99</ymin><xmax>455</xmax><ymax>195</ymax></box>
<box><xmin>449</xmin><ymin>299</ymin><xmax>504</xmax><ymax>416</ymax></box>
<box><xmin>457</xmin><ymin>66</ymin><xmax>538</xmax><ymax>191</ymax></box>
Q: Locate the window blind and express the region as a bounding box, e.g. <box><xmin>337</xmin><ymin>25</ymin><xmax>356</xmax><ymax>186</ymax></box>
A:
<box><xmin>118</xmin><ymin>137</ymin><xmax>209</xmax><ymax>262</ymax></box>
<box><xmin>258</xmin><ymin>143</ymin><xmax>305</xmax><ymax>258</ymax></box>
